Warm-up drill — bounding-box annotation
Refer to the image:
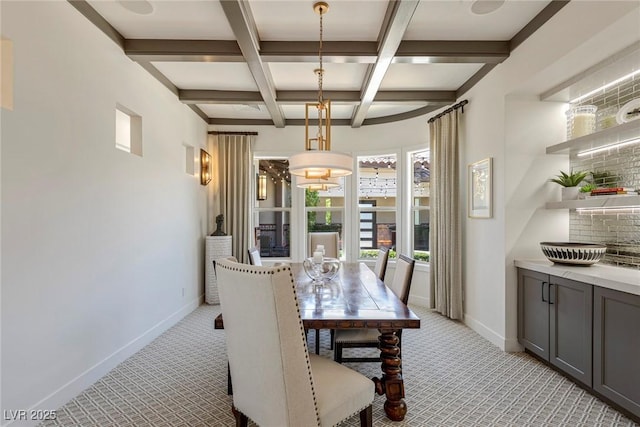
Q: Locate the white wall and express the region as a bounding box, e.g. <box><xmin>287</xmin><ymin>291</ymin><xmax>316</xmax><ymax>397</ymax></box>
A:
<box><xmin>0</xmin><ymin>2</ymin><xmax>208</xmax><ymax>423</ymax></box>
<box><xmin>461</xmin><ymin>2</ymin><xmax>639</xmax><ymax>350</ymax></box>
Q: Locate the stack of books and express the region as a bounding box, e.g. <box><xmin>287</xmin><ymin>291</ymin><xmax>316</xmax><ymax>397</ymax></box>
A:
<box><xmin>589</xmin><ymin>187</ymin><xmax>639</xmax><ymax>196</ymax></box>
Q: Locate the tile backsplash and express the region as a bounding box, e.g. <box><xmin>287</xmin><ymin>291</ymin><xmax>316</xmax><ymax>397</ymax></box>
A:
<box><xmin>568</xmin><ymin>76</ymin><xmax>640</xmax><ymax>269</ymax></box>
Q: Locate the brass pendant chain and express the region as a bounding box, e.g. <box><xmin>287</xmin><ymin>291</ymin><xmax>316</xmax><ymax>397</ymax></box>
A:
<box><xmin>318</xmin><ymin>9</ymin><xmax>323</xmax><ymax>105</ymax></box>
<box><xmin>317</xmin><ymin>7</ymin><xmax>324</xmax><ymax>146</ymax></box>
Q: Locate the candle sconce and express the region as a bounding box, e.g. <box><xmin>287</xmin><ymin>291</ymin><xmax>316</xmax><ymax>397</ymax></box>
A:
<box><xmin>200</xmin><ymin>149</ymin><xmax>212</xmax><ymax>185</ymax></box>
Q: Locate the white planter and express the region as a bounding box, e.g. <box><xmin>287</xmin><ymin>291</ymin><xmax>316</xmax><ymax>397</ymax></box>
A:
<box><xmin>205</xmin><ymin>235</ymin><xmax>233</xmax><ymax>305</ymax></box>
<box><xmin>561</xmin><ymin>186</ymin><xmax>580</xmax><ymax>201</ymax></box>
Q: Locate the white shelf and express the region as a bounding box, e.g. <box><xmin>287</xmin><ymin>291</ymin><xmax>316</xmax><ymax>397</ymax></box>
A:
<box><xmin>541</xmin><ymin>42</ymin><xmax>640</xmax><ymax>102</ymax></box>
<box><xmin>546</xmin><ymin>119</ymin><xmax>640</xmax><ymax>155</ymax></box>
<box><xmin>546</xmin><ymin>195</ymin><xmax>640</xmax><ymax>210</ymax></box>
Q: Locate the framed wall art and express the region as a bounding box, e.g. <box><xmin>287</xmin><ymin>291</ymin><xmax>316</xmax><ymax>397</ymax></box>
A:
<box><xmin>468</xmin><ymin>157</ymin><xmax>492</xmax><ymax>218</ymax></box>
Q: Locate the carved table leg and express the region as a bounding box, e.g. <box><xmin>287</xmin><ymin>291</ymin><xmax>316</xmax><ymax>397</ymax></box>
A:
<box><xmin>372</xmin><ymin>329</ymin><xmax>406</xmax><ymax>421</ymax></box>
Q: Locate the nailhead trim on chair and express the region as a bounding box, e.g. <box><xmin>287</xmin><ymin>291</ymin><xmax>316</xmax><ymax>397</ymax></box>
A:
<box><xmin>217</xmin><ymin>262</ymin><xmax>323</xmax><ymax>426</ymax></box>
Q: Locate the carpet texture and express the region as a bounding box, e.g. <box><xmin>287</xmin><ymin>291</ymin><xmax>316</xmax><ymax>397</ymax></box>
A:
<box><xmin>41</xmin><ymin>304</ymin><xmax>638</xmax><ymax>426</ymax></box>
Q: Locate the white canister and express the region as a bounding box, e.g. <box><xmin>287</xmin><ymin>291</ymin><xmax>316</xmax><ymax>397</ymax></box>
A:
<box><xmin>566</xmin><ymin>105</ymin><xmax>597</xmax><ymax>139</ymax></box>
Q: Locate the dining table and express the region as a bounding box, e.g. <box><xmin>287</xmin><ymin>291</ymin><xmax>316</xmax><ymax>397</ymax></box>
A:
<box><xmin>215</xmin><ymin>261</ymin><xmax>421</xmax><ymax>422</ymax></box>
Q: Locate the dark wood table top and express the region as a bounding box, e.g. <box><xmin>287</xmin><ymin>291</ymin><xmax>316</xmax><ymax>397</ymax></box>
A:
<box><xmin>215</xmin><ymin>262</ymin><xmax>420</xmax><ymax>330</ymax></box>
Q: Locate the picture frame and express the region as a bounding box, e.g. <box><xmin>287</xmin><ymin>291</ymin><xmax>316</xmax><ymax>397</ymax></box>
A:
<box><xmin>468</xmin><ymin>157</ymin><xmax>492</xmax><ymax>218</ymax></box>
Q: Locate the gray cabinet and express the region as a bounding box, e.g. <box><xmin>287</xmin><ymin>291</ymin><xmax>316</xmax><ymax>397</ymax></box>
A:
<box><xmin>550</xmin><ymin>276</ymin><xmax>592</xmax><ymax>387</ymax></box>
<box><xmin>517</xmin><ymin>269</ymin><xmax>550</xmax><ymax>360</ymax></box>
<box><xmin>517</xmin><ymin>269</ymin><xmax>593</xmax><ymax>386</ymax></box>
<box><xmin>593</xmin><ymin>287</ymin><xmax>640</xmax><ymax>417</ymax></box>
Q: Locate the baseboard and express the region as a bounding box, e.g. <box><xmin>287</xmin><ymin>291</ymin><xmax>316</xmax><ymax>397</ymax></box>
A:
<box><xmin>463</xmin><ymin>313</ymin><xmax>516</xmax><ymax>352</ymax></box>
<box><xmin>3</xmin><ymin>298</ymin><xmax>201</xmax><ymax>427</ymax></box>
<box><xmin>408</xmin><ymin>295</ymin><xmax>430</xmax><ymax>308</ymax></box>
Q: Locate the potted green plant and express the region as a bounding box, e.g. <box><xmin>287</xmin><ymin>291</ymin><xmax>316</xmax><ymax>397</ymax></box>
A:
<box><xmin>578</xmin><ymin>182</ymin><xmax>597</xmax><ymax>199</ymax></box>
<box><xmin>550</xmin><ymin>170</ymin><xmax>588</xmax><ymax>200</ymax></box>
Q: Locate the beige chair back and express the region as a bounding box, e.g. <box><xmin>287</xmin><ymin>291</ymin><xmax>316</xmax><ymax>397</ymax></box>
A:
<box><xmin>216</xmin><ymin>259</ymin><xmax>320</xmax><ymax>426</ymax></box>
<box><xmin>373</xmin><ymin>247</ymin><xmax>390</xmax><ymax>281</ymax></box>
<box><xmin>388</xmin><ymin>254</ymin><xmax>415</xmax><ymax>304</ymax></box>
<box><xmin>308</xmin><ymin>232</ymin><xmax>339</xmax><ymax>259</ymax></box>
<box><xmin>247</xmin><ymin>246</ymin><xmax>262</xmax><ymax>266</ymax></box>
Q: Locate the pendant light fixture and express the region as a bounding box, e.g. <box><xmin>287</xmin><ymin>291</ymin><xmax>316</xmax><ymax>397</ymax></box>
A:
<box><xmin>290</xmin><ymin>2</ymin><xmax>352</xmax><ymax>188</ymax></box>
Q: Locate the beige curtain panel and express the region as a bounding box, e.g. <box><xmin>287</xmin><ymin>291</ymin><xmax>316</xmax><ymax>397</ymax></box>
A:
<box><xmin>429</xmin><ymin>111</ymin><xmax>463</xmax><ymax>320</ymax></box>
<box><xmin>213</xmin><ymin>135</ymin><xmax>254</xmax><ymax>263</ymax></box>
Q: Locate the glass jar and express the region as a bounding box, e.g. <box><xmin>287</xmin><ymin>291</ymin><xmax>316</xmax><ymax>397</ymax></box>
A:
<box><xmin>566</xmin><ymin>105</ymin><xmax>597</xmax><ymax>139</ymax></box>
<box><xmin>596</xmin><ymin>106</ymin><xmax>618</xmax><ymax>130</ymax></box>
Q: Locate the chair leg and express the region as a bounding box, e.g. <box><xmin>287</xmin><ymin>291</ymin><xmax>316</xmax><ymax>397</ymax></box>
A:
<box><xmin>330</xmin><ymin>329</ymin><xmax>335</xmax><ymax>349</ymax></box>
<box><xmin>334</xmin><ymin>341</ymin><xmax>342</xmax><ymax>362</ymax></box>
<box><xmin>315</xmin><ymin>329</ymin><xmax>320</xmax><ymax>355</ymax></box>
<box><xmin>359</xmin><ymin>405</ymin><xmax>372</xmax><ymax>427</ymax></box>
<box><xmin>233</xmin><ymin>407</ymin><xmax>248</xmax><ymax>427</ymax></box>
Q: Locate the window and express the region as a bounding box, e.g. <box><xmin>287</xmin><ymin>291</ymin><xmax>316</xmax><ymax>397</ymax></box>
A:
<box><xmin>305</xmin><ymin>179</ymin><xmax>345</xmax><ymax>258</ymax></box>
<box><xmin>252</xmin><ymin>149</ymin><xmax>426</xmax><ymax>263</ymax></box>
<box><xmin>358</xmin><ymin>154</ymin><xmax>397</xmax><ymax>259</ymax></box>
<box><xmin>254</xmin><ymin>159</ymin><xmax>291</xmax><ymax>258</ymax></box>
<box><xmin>115</xmin><ymin>104</ymin><xmax>142</xmax><ymax>156</ymax></box>
<box><xmin>411</xmin><ymin>150</ymin><xmax>430</xmax><ymax>262</ymax></box>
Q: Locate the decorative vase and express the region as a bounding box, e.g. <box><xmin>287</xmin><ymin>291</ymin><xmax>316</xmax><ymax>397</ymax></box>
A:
<box><xmin>561</xmin><ymin>186</ymin><xmax>580</xmax><ymax>201</ymax></box>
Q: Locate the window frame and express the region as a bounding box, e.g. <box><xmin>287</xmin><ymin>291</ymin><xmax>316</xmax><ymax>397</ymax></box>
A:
<box><xmin>355</xmin><ymin>152</ymin><xmax>400</xmax><ymax>261</ymax></box>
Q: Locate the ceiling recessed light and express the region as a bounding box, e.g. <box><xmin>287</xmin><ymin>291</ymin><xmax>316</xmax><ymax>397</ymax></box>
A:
<box><xmin>117</xmin><ymin>0</ymin><xmax>154</xmax><ymax>15</ymax></box>
<box><xmin>470</xmin><ymin>0</ymin><xmax>505</xmax><ymax>15</ymax></box>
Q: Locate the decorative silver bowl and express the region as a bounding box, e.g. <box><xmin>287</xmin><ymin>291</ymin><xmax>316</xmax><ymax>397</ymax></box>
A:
<box><xmin>540</xmin><ymin>242</ymin><xmax>607</xmax><ymax>266</ymax></box>
<box><xmin>302</xmin><ymin>257</ymin><xmax>340</xmax><ymax>283</ymax></box>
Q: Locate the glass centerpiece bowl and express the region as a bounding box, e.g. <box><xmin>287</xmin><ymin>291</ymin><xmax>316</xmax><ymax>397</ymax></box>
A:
<box><xmin>302</xmin><ymin>257</ymin><xmax>341</xmax><ymax>284</ymax></box>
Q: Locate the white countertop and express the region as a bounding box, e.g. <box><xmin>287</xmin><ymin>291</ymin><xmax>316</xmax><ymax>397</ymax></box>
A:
<box><xmin>515</xmin><ymin>260</ymin><xmax>640</xmax><ymax>296</ymax></box>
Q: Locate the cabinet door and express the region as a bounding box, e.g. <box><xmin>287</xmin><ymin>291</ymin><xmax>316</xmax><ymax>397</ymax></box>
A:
<box><xmin>593</xmin><ymin>287</ymin><xmax>640</xmax><ymax>418</ymax></box>
<box><xmin>549</xmin><ymin>276</ymin><xmax>593</xmax><ymax>387</ymax></box>
<box><xmin>518</xmin><ymin>269</ymin><xmax>550</xmax><ymax>360</ymax></box>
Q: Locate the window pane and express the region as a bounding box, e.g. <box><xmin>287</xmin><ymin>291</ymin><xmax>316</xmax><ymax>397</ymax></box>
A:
<box><xmin>358</xmin><ymin>210</ymin><xmax>396</xmax><ymax>256</ymax></box>
<box><xmin>257</xmin><ymin>159</ymin><xmax>291</xmax><ymax>208</ymax></box>
<box><xmin>304</xmin><ymin>178</ymin><xmax>344</xmax><ymax>207</ymax></box>
<box><xmin>412</xmin><ymin>150</ymin><xmax>430</xmax><ymax>205</ymax></box>
<box><xmin>257</xmin><ymin>211</ymin><xmax>290</xmax><ymax>258</ymax></box>
<box><xmin>305</xmin><ymin>180</ymin><xmax>345</xmax><ymax>258</ymax></box>
<box><xmin>412</xmin><ymin>150</ymin><xmax>430</xmax><ymax>262</ymax></box>
<box><xmin>358</xmin><ymin>155</ymin><xmax>397</xmax><ymax>205</ymax></box>
<box><xmin>357</xmin><ymin>155</ymin><xmax>397</xmax><ymax>260</ymax></box>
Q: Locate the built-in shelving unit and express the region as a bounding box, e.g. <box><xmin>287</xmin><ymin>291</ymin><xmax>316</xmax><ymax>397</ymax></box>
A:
<box><xmin>542</xmin><ymin>42</ymin><xmax>640</xmax><ymax>212</ymax></box>
<box><xmin>546</xmin><ymin>195</ymin><xmax>640</xmax><ymax>210</ymax></box>
<box><xmin>546</xmin><ymin>120</ymin><xmax>640</xmax><ymax>156</ymax></box>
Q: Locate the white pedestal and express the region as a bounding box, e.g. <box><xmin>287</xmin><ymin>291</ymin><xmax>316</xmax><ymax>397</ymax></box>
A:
<box><xmin>205</xmin><ymin>235</ymin><xmax>232</xmax><ymax>305</ymax></box>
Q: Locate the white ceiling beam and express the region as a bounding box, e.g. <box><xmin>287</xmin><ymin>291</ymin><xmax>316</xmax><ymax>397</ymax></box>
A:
<box><xmin>351</xmin><ymin>0</ymin><xmax>420</xmax><ymax>128</ymax></box>
<box><xmin>220</xmin><ymin>0</ymin><xmax>285</xmax><ymax>127</ymax></box>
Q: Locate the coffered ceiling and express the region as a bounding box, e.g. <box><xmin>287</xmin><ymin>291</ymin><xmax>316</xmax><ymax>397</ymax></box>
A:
<box><xmin>70</xmin><ymin>0</ymin><xmax>567</xmax><ymax>127</ymax></box>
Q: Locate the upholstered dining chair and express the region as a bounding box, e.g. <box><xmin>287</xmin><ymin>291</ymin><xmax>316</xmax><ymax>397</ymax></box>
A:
<box><xmin>334</xmin><ymin>254</ymin><xmax>415</xmax><ymax>364</ymax></box>
<box><xmin>308</xmin><ymin>232</ymin><xmax>340</xmax><ymax>259</ymax></box>
<box><xmin>247</xmin><ymin>246</ymin><xmax>262</xmax><ymax>266</ymax></box>
<box><xmin>307</xmin><ymin>231</ymin><xmax>340</xmax><ymax>352</ymax></box>
<box><xmin>373</xmin><ymin>246</ymin><xmax>390</xmax><ymax>282</ymax></box>
<box><xmin>216</xmin><ymin>258</ymin><xmax>374</xmax><ymax>427</ymax></box>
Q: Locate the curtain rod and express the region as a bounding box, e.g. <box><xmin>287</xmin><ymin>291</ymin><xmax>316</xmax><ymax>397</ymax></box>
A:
<box><xmin>427</xmin><ymin>99</ymin><xmax>469</xmax><ymax>123</ymax></box>
<box><xmin>208</xmin><ymin>131</ymin><xmax>258</xmax><ymax>136</ymax></box>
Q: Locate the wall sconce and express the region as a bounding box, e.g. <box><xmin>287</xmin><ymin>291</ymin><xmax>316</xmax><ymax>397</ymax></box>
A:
<box><xmin>257</xmin><ymin>173</ymin><xmax>267</xmax><ymax>200</ymax></box>
<box><xmin>200</xmin><ymin>149</ymin><xmax>212</xmax><ymax>185</ymax></box>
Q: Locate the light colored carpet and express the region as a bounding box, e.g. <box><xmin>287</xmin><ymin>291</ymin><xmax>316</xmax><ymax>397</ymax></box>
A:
<box><xmin>41</xmin><ymin>304</ymin><xmax>638</xmax><ymax>427</ymax></box>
